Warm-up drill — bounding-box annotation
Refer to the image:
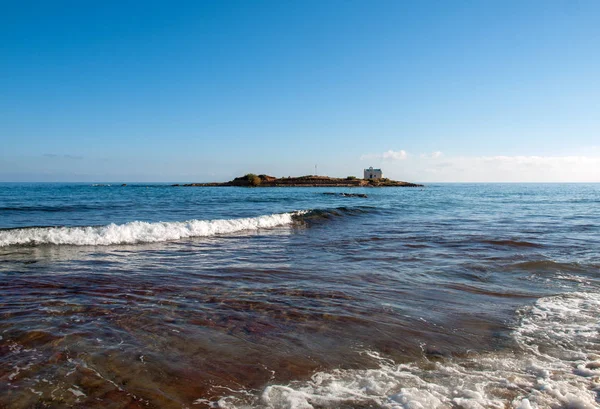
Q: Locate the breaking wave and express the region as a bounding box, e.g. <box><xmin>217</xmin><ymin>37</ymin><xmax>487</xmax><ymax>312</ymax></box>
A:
<box><xmin>0</xmin><ymin>212</ymin><xmax>304</xmax><ymax>247</ymax></box>
<box><xmin>205</xmin><ymin>291</ymin><xmax>600</xmax><ymax>409</ymax></box>
<box><xmin>0</xmin><ymin>206</ymin><xmax>375</xmax><ymax>247</ymax></box>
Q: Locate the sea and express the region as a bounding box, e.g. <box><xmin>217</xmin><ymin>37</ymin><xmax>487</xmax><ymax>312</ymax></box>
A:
<box><xmin>1</xmin><ymin>183</ymin><xmax>599</xmax><ymax>409</ymax></box>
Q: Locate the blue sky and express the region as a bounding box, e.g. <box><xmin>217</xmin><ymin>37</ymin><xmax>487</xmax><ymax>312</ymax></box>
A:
<box><xmin>1</xmin><ymin>0</ymin><xmax>599</xmax><ymax>182</ymax></box>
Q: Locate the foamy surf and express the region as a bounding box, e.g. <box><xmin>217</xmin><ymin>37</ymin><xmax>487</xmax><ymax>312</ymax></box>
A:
<box><xmin>203</xmin><ymin>291</ymin><xmax>600</xmax><ymax>409</ymax></box>
<box><xmin>0</xmin><ymin>212</ymin><xmax>303</xmax><ymax>247</ymax></box>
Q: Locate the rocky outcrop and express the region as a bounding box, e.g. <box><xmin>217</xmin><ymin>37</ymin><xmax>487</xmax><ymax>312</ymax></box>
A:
<box><xmin>177</xmin><ymin>174</ymin><xmax>423</xmax><ymax>188</ymax></box>
<box><xmin>322</xmin><ymin>192</ymin><xmax>368</xmax><ymax>198</ymax></box>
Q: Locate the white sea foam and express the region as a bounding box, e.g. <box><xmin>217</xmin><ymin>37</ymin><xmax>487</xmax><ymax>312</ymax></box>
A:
<box><xmin>0</xmin><ymin>212</ymin><xmax>300</xmax><ymax>247</ymax></box>
<box><xmin>203</xmin><ymin>291</ymin><xmax>600</xmax><ymax>409</ymax></box>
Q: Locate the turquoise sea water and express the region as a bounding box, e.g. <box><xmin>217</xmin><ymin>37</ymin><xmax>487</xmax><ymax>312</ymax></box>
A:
<box><xmin>1</xmin><ymin>183</ymin><xmax>599</xmax><ymax>408</ymax></box>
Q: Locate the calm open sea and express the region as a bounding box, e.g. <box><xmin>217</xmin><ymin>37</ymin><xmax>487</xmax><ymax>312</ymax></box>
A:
<box><xmin>1</xmin><ymin>183</ymin><xmax>599</xmax><ymax>409</ymax></box>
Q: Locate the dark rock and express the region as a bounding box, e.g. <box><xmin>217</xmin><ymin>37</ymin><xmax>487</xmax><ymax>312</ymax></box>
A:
<box><xmin>322</xmin><ymin>192</ymin><xmax>368</xmax><ymax>198</ymax></box>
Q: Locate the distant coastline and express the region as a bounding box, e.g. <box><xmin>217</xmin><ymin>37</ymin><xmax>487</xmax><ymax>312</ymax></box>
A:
<box><xmin>173</xmin><ymin>174</ymin><xmax>423</xmax><ymax>188</ymax></box>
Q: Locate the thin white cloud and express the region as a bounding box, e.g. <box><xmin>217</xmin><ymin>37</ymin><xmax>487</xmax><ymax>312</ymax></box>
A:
<box><xmin>420</xmin><ymin>151</ymin><xmax>443</xmax><ymax>159</ymax></box>
<box><xmin>476</xmin><ymin>155</ymin><xmax>600</xmax><ymax>168</ymax></box>
<box><xmin>361</xmin><ymin>150</ymin><xmax>408</xmax><ymax>161</ymax></box>
<box><xmin>368</xmin><ymin>152</ymin><xmax>600</xmax><ymax>182</ymax></box>
<box><xmin>43</xmin><ymin>154</ymin><xmax>84</xmax><ymax>160</ymax></box>
<box><xmin>448</xmin><ymin>155</ymin><xmax>600</xmax><ymax>182</ymax></box>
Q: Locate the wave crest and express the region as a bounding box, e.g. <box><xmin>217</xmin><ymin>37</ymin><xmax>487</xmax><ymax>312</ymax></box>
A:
<box><xmin>0</xmin><ymin>212</ymin><xmax>300</xmax><ymax>247</ymax></box>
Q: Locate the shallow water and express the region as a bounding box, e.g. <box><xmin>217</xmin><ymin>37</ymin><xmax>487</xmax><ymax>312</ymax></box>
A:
<box><xmin>1</xmin><ymin>183</ymin><xmax>599</xmax><ymax>408</ymax></box>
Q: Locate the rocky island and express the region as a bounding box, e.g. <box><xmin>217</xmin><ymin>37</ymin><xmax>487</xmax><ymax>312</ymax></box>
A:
<box><xmin>175</xmin><ymin>174</ymin><xmax>423</xmax><ymax>187</ymax></box>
